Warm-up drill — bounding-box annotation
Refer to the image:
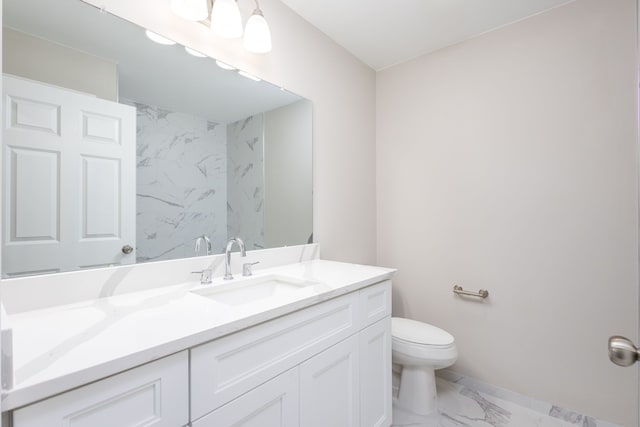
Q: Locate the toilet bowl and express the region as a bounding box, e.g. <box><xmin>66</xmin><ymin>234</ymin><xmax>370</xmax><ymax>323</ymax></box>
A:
<box><xmin>392</xmin><ymin>317</ymin><xmax>457</xmax><ymax>416</ymax></box>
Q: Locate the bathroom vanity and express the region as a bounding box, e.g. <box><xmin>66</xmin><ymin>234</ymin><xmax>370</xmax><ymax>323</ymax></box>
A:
<box><xmin>0</xmin><ymin>255</ymin><xmax>395</xmax><ymax>427</ymax></box>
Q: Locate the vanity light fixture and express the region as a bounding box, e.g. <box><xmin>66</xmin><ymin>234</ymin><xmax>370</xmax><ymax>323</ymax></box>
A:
<box><xmin>145</xmin><ymin>30</ymin><xmax>177</xmax><ymax>45</ymax></box>
<box><xmin>170</xmin><ymin>0</ymin><xmax>273</xmax><ymax>54</ymax></box>
<box><xmin>210</xmin><ymin>0</ymin><xmax>244</xmax><ymax>39</ymax></box>
<box><xmin>185</xmin><ymin>46</ymin><xmax>207</xmax><ymax>57</ymax></box>
<box><xmin>170</xmin><ymin>0</ymin><xmax>209</xmax><ymax>21</ymax></box>
<box><xmin>243</xmin><ymin>7</ymin><xmax>272</xmax><ymax>53</ymax></box>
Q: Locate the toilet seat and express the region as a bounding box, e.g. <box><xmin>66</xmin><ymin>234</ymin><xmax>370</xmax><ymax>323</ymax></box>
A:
<box><xmin>391</xmin><ymin>317</ymin><xmax>457</xmax><ymax>368</ymax></box>
<box><xmin>392</xmin><ymin>317</ymin><xmax>454</xmax><ymax>347</ymax></box>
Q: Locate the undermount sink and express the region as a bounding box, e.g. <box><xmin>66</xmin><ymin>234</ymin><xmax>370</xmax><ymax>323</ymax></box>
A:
<box><xmin>190</xmin><ymin>274</ymin><xmax>321</xmax><ymax>307</ymax></box>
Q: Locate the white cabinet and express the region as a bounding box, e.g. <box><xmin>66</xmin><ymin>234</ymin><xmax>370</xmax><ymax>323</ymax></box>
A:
<box><xmin>190</xmin><ymin>291</ymin><xmax>359</xmax><ymax>419</ymax></box>
<box><xmin>191</xmin><ymin>280</ymin><xmax>392</xmax><ymax>427</ymax></box>
<box><xmin>192</xmin><ymin>368</ymin><xmax>299</xmax><ymax>427</ymax></box>
<box><xmin>10</xmin><ymin>280</ymin><xmax>393</xmax><ymax>427</ymax></box>
<box><xmin>360</xmin><ymin>318</ymin><xmax>392</xmax><ymax>427</ymax></box>
<box><xmin>299</xmin><ymin>335</ymin><xmax>360</xmax><ymax>427</ymax></box>
<box><xmin>12</xmin><ymin>352</ymin><xmax>189</xmax><ymax>427</ymax></box>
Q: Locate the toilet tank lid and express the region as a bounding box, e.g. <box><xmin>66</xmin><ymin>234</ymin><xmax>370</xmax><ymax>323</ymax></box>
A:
<box><xmin>392</xmin><ymin>317</ymin><xmax>454</xmax><ymax>346</ymax></box>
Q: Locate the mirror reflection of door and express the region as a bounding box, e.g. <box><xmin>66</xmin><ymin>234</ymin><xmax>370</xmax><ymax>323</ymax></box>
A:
<box><xmin>2</xmin><ymin>75</ymin><xmax>136</xmax><ymax>277</ymax></box>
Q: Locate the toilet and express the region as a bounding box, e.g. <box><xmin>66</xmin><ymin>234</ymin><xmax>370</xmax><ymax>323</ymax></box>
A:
<box><xmin>392</xmin><ymin>317</ymin><xmax>458</xmax><ymax>416</ymax></box>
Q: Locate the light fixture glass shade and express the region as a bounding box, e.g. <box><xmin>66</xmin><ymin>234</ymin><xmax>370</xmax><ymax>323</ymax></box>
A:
<box><xmin>170</xmin><ymin>0</ymin><xmax>208</xmax><ymax>21</ymax></box>
<box><xmin>210</xmin><ymin>0</ymin><xmax>243</xmax><ymax>39</ymax></box>
<box><xmin>185</xmin><ymin>46</ymin><xmax>207</xmax><ymax>57</ymax></box>
<box><xmin>243</xmin><ymin>10</ymin><xmax>272</xmax><ymax>53</ymax></box>
<box><xmin>145</xmin><ymin>30</ymin><xmax>176</xmax><ymax>45</ymax></box>
<box><xmin>216</xmin><ymin>60</ymin><xmax>236</xmax><ymax>70</ymax></box>
<box><xmin>238</xmin><ymin>70</ymin><xmax>261</xmax><ymax>81</ymax></box>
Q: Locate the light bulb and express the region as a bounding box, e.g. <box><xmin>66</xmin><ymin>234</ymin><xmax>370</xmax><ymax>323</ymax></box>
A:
<box><xmin>243</xmin><ymin>9</ymin><xmax>272</xmax><ymax>53</ymax></box>
<box><xmin>210</xmin><ymin>0</ymin><xmax>243</xmax><ymax>39</ymax></box>
<box><xmin>170</xmin><ymin>0</ymin><xmax>208</xmax><ymax>21</ymax></box>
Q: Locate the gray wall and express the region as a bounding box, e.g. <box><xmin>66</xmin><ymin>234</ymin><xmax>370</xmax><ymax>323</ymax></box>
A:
<box><xmin>3</xmin><ymin>28</ymin><xmax>117</xmax><ymax>101</ymax></box>
<box><xmin>264</xmin><ymin>100</ymin><xmax>313</xmax><ymax>248</ymax></box>
<box><xmin>376</xmin><ymin>0</ymin><xmax>638</xmax><ymax>425</ymax></box>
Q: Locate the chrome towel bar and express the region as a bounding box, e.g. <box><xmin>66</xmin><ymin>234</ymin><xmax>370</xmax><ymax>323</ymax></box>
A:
<box><xmin>453</xmin><ymin>285</ymin><xmax>489</xmax><ymax>299</ymax></box>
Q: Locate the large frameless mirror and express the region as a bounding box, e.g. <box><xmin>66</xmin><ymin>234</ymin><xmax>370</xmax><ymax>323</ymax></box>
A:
<box><xmin>2</xmin><ymin>0</ymin><xmax>312</xmax><ymax>278</ymax></box>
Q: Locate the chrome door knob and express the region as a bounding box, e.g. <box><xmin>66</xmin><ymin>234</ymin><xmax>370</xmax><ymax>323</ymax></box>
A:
<box><xmin>608</xmin><ymin>336</ymin><xmax>640</xmax><ymax>367</ymax></box>
<box><xmin>121</xmin><ymin>245</ymin><xmax>134</xmax><ymax>254</ymax></box>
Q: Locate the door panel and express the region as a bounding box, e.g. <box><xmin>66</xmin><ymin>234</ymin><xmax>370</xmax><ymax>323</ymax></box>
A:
<box><xmin>2</xmin><ymin>75</ymin><xmax>136</xmax><ymax>277</ymax></box>
<box><xmin>8</xmin><ymin>96</ymin><xmax>60</xmax><ymax>135</ymax></box>
<box><xmin>9</xmin><ymin>147</ymin><xmax>59</xmax><ymax>241</ymax></box>
<box><xmin>81</xmin><ymin>111</ymin><xmax>121</xmax><ymax>144</ymax></box>
<box><xmin>82</xmin><ymin>155</ymin><xmax>120</xmax><ymax>238</ymax></box>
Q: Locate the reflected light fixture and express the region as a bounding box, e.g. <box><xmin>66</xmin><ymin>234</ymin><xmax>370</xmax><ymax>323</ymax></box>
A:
<box><xmin>145</xmin><ymin>30</ymin><xmax>176</xmax><ymax>45</ymax></box>
<box><xmin>170</xmin><ymin>0</ymin><xmax>208</xmax><ymax>21</ymax></box>
<box><xmin>185</xmin><ymin>46</ymin><xmax>207</xmax><ymax>57</ymax></box>
<box><xmin>170</xmin><ymin>0</ymin><xmax>273</xmax><ymax>53</ymax></box>
<box><xmin>216</xmin><ymin>60</ymin><xmax>236</xmax><ymax>70</ymax></box>
<box><xmin>238</xmin><ymin>70</ymin><xmax>261</xmax><ymax>82</ymax></box>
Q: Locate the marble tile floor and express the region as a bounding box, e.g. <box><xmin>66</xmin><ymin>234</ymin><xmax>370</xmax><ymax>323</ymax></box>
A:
<box><xmin>392</xmin><ymin>373</ymin><xmax>620</xmax><ymax>427</ymax></box>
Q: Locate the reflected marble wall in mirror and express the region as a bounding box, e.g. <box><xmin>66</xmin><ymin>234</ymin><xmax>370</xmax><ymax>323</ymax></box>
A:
<box><xmin>1</xmin><ymin>0</ymin><xmax>313</xmax><ymax>278</ymax></box>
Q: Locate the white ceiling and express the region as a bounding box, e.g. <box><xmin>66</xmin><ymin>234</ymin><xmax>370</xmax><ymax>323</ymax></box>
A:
<box><xmin>279</xmin><ymin>0</ymin><xmax>575</xmax><ymax>70</ymax></box>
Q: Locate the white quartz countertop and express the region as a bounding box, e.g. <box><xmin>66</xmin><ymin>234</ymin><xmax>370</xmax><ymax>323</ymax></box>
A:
<box><xmin>1</xmin><ymin>259</ymin><xmax>395</xmax><ymax>411</ymax></box>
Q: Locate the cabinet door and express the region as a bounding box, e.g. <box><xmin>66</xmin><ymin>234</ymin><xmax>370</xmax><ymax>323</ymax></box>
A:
<box><xmin>192</xmin><ymin>368</ymin><xmax>299</xmax><ymax>427</ymax></box>
<box><xmin>13</xmin><ymin>352</ymin><xmax>188</xmax><ymax>427</ymax></box>
<box><xmin>300</xmin><ymin>335</ymin><xmax>359</xmax><ymax>427</ymax></box>
<box><xmin>191</xmin><ymin>291</ymin><xmax>358</xmax><ymax>419</ymax></box>
<box><xmin>360</xmin><ymin>317</ymin><xmax>392</xmax><ymax>427</ymax></box>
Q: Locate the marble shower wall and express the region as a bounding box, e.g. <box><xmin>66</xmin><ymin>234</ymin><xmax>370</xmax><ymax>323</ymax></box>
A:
<box><xmin>123</xmin><ymin>99</ymin><xmax>228</xmax><ymax>262</ymax></box>
<box><xmin>227</xmin><ymin>114</ymin><xmax>265</xmax><ymax>250</ymax></box>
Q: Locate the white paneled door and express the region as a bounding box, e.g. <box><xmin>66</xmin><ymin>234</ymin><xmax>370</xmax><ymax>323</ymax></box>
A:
<box><xmin>2</xmin><ymin>75</ymin><xmax>136</xmax><ymax>277</ymax></box>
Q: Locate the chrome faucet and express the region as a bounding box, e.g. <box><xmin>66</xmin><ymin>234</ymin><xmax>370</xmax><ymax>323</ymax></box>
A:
<box><xmin>191</xmin><ymin>268</ymin><xmax>213</xmax><ymax>285</ymax></box>
<box><xmin>195</xmin><ymin>235</ymin><xmax>212</xmax><ymax>256</ymax></box>
<box><xmin>192</xmin><ymin>235</ymin><xmax>213</xmax><ymax>284</ymax></box>
<box><xmin>224</xmin><ymin>237</ymin><xmax>246</xmax><ymax>280</ymax></box>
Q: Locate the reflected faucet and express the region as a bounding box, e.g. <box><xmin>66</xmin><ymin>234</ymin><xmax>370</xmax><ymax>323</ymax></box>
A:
<box><xmin>224</xmin><ymin>237</ymin><xmax>246</xmax><ymax>280</ymax></box>
<box><xmin>195</xmin><ymin>235</ymin><xmax>212</xmax><ymax>256</ymax></box>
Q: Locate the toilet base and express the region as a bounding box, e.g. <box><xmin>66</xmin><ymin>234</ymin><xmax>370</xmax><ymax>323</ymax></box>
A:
<box><xmin>396</xmin><ymin>365</ymin><xmax>438</xmax><ymax>416</ymax></box>
<box><xmin>392</xmin><ymin>402</ymin><xmax>441</xmax><ymax>427</ymax></box>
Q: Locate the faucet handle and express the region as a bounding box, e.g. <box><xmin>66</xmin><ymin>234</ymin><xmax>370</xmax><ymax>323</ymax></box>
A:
<box><xmin>242</xmin><ymin>262</ymin><xmax>260</xmax><ymax>277</ymax></box>
<box><xmin>191</xmin><ymin>269</ymin><xmax>213</xmax><ymax>284</ymax></box>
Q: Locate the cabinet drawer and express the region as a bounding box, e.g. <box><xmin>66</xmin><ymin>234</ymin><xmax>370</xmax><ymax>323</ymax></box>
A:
<box><xmin>191</xmin><ymin>291</ymin><xmax>359</xmax><ymax>419</ymax></box>
<box><xmin>13</xmin><ymin>352</ymin><xmax>189</xmax><ymax>427</ymax></box>
<box><xmin>359</xmin><ymin>280</ymin><xmax>391</xmax><ymax>327</ymax></box>
<box><xmin>193</xmin><ymin>368</ymin><xmax>298</xmax><ymax>427</ymax></box>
